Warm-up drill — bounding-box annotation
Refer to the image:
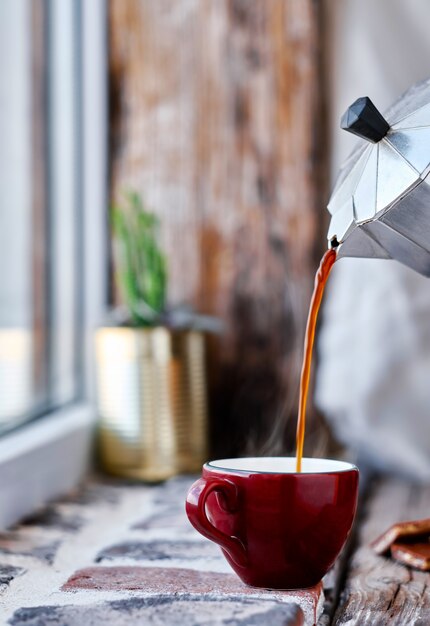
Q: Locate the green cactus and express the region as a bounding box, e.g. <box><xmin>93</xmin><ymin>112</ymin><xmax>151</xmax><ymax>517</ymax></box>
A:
<box><xmin>111</xmin><ymin>191</ymin><xmax>167</xmax><ymax>326</ymax></box>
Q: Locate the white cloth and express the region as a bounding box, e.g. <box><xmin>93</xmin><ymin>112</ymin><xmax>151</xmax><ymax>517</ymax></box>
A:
<box><xmin>316</xmin><ymin>0</ymin><xmax>430</xmax><ymax>480</ymax></box>
<box><xmin>317</xmin><ymin>259</ymin><xmax>430</xmax><ymax>480</ymax></box>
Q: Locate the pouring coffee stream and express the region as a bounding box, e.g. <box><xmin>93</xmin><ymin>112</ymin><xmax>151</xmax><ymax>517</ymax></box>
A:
<box><xmin>295</xmin><ymin>247</ymin><xmax>337</xmax><ymax>472</ymax></box>
<box><xmin>296</xmin><ymin>81</ymin><xmax>430</xmax><ymax>470</ymax></box>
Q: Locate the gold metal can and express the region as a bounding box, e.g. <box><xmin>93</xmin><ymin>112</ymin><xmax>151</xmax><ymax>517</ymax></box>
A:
<box><xmin>95</xmin><ymin>327</ymin><xmax>208</xmax><ymax>481</ymax></box>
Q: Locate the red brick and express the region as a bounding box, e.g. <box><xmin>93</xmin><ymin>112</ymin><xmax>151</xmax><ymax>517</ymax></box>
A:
<box><xmin>62</xmin><ymin>565</ymin><xmax>321</xmax><ymax>605</ymax></box>
<box><xmin>62</xmin><ymin>567</ymin><xmax>323</xmax><ymax>624</ymax></box>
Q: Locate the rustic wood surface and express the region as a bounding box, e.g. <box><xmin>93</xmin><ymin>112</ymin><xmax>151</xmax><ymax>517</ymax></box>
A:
<box><xmin>333</xmin><ymin>478</ymin><xmax>430</xmax><ymax>625</ymax></box>
<box><xmin>109</xmin><ymin>0</ymin><xmax>328</xmax><ymax>457</ymax></box>
<box><xmin>318</xmin><ymin>548</ymin><xmax>352</xmax><ymax>625</ymax></box>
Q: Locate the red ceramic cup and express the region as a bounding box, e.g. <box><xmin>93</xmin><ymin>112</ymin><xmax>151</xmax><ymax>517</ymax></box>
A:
<box><xmin>186</xmin><ymin>457</ymin><xmax>358</xmax><ymax>590</ymax></box>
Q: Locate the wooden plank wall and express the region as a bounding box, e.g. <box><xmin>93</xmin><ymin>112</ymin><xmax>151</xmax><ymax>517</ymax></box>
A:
<box><xmin>109</xmin><ymin>0</ymin><xmax>327</xmax><ymax>456</ymax></box>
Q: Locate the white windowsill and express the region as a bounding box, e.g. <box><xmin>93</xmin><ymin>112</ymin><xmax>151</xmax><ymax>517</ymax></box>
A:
<box><xmin>0</xmin><ymin>404</ymin><xmax>96</xmax><ymax>529</ymax></box>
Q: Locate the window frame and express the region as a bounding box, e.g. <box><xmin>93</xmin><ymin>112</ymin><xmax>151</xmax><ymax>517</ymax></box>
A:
<box><xmin>0</xmin><ymin>0</ymin><xmax>107</xmax><ymax>529</ymax></box>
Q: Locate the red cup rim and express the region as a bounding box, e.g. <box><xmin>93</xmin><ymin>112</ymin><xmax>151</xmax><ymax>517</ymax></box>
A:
<box><xmin>204</xmin><ymin>456</ymin><xmax>358</xmax><ymax>476</ymax></box>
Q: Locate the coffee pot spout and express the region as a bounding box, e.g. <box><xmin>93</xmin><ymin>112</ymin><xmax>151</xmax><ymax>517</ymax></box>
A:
<box><xmin>327</xmin><ymin>218</ymin><xmax>390</xmax><ymax>261</ymax></box>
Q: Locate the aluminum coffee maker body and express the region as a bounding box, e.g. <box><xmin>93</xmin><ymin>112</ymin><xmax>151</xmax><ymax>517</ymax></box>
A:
<box><xmin>327</xmin><ymin>88</ymin><xmax>430</xmax><ymax>277</ymax></box>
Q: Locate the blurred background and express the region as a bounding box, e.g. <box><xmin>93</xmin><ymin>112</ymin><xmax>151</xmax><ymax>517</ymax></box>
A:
<box><xmin>2</xmin><ymin>0</ymin><xmax>430</xmax><ymax>482</ymax></box>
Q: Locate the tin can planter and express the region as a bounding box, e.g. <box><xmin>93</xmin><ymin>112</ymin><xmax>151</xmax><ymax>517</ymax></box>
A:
<box><xmin>95</xmin><ymin>327</ymin><xmax>208</xmax><ymax>482</ymax></box>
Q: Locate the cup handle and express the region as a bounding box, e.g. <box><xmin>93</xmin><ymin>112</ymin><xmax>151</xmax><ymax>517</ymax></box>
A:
<box><xmin>186</xmin><ymin>477</ymin><xmax>248</xmax><ymax>567</ymax></box>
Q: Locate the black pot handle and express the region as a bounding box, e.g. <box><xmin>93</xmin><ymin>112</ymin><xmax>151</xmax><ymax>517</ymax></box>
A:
<box><xmin>341</xmin><ymin>96</ymin><xmax>390</xmax><ymax>143</ymax></box>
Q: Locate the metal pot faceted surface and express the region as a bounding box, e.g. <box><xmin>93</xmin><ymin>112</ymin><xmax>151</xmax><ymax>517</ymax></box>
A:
<box><xmin>328</xmin><ymin>79</ymin><xmax>430</xmax><ymax>277</ymax></box>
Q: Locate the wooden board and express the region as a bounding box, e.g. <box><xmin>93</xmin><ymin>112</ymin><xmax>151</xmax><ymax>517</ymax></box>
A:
<box><xmin>333</xmin><ymin>479</ymin><xmax>430</xmax><ymax>625</ymax></box>
<box><xmin>318</xmin><ymin>554</ymin><xmax>350</xmax><ymax>625</ymax></box>
<box><xmin>108</xmin><ymin>0</ymin><xmax>327</xmax><ymax>456</ymax></box>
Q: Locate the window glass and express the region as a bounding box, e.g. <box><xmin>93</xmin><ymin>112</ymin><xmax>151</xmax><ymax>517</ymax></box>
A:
<box><xmin>0</xmin><ymin>0</ymin><xmax>82</xmax><ymax>431</ymax></box>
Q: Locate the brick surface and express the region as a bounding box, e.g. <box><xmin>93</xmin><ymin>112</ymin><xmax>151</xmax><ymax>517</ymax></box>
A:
<box><xmin>132</xmin><ymin>476</ymin><xmax>196</xmax><ymax>534</ymax></box>
<box><xmin>0</xmin><ymin>565</ymin><xmax>25</xmax><ymax>593</ymax></box>
<box><xmin>133</xmin><ymin>505</ymin><xmax>195</xmax><ymax>533</ymax></box>
<box><xmin>0</xmin><ymin>531</ymin><xmax>61</xmax><ymax>564</ymax></box>
<box><xmin>63</xmin><ymin>565</ymin><xmax>318</xmax><ymax>599</ymax></box>
<box><xmin>8</xmin><ymin>597</ymin><xmax>304</xmax><ymax>626</ymax></box>
<box><xmin>0</xmin><ymin>475</ymin><xmax>325</xmax><ymax>625</ymax></box>
<box><xmin>21</xmin><ymin>507</ymin><xmax>84</xmax><ymax>533</ymax></box>
<box><xmin>57</xmin><ymin>480</ymin><xmax>122</xmax><ymax>506</ymax></box>
<box><xmin>62</xmin><ymin>565</ymin><xmax>322</xmax><ymax>624</ymax></box>
<box><xmin>96</xmin><ymin>539</ymin><xmax>221</xmax><ymax>562</ymax></box>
